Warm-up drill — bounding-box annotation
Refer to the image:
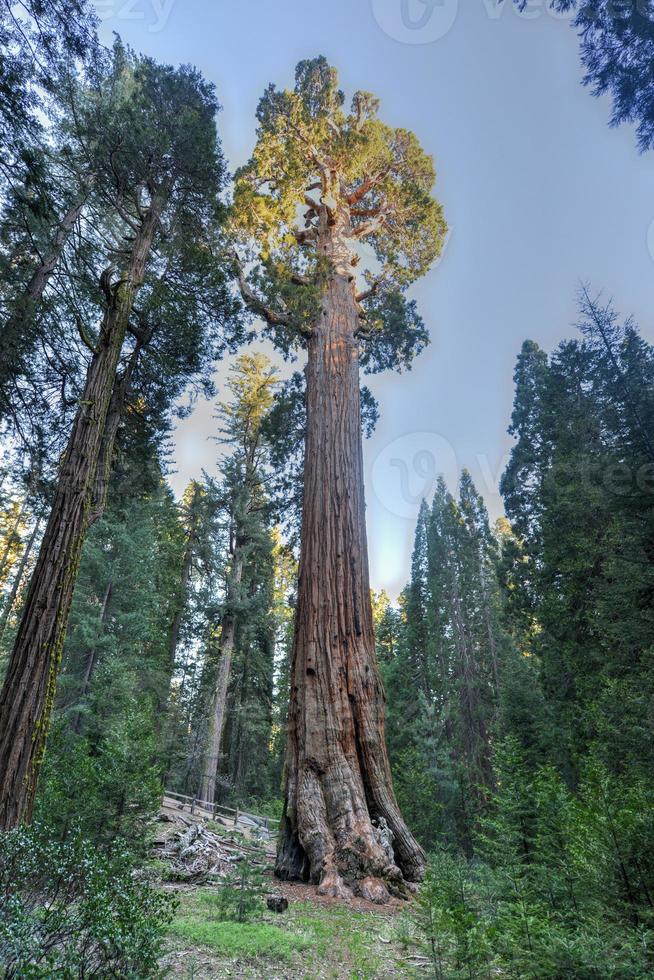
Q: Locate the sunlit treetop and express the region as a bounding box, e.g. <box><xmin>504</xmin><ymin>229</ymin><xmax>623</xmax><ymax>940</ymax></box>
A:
<box><xmin>231</xmin><ymin>57</ymin><xmax>447</xmax><ymax>372</ymax></box>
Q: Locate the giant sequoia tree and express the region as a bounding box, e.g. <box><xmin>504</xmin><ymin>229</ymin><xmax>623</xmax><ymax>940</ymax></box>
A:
<box><xmin>232</xmin><ymin>58</ymin><xmax>446</xmax><ymax>900</ymax></box>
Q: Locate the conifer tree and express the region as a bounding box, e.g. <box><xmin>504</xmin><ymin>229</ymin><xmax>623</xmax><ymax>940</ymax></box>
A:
<box><xmin>202</xmin><ymin>354</ymin><xmax>279</xmax><ymax>805</ymax></box>
<box><xmin>386</xmin><ymin>474</ymin><xmax>508</xmax><ymax>852</ymax></box>
<box><xmin>232</xmin><ymin>57</ymin><xmax>446</xmax><ymax>899</ymax></box>
<box><xmin>501</xmin><ymin>296</ymin><xmax>654</xmax><ymax>780</ymax></box>
<box><xmin>0</xmin><ymin>48</ymin><xmax>238</xmax><ymax>830</ymax></box>
<box><xmin>516</xmin><ymin>1</ymin><xmax>654</xmax><ymax>154</ymax></box>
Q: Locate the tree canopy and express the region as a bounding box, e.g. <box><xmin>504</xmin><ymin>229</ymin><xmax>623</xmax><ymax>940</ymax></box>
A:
<box><xmin>231</xmin><ymin>56</ymin><xmax>446</xmax><ymax>371</ymax></box>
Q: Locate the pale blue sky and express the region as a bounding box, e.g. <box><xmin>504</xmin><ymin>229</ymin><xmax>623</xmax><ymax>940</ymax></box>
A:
<box><xmin>95</xmin><ymin>0</ymin><xmax>654</xmax><ymax>598</ymax></box>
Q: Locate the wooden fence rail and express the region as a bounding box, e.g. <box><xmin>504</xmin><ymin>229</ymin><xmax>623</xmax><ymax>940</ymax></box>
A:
<box><xmin>163</xmin><ymin>789</ymin><xmax>278</xmax><ymax>835</ymax></box>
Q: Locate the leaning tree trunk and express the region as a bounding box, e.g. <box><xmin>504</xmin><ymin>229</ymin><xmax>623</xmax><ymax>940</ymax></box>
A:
<box><xmin>275</xmin><ymin>266</ymin><xmax>426</xmax><ymax>903</ymax></box>
<box><xmin>202</xmin><ymin>553</ymin><xmax>243</xmax><ymax>805</ymax></box>
<box><xmin>0</xmin><ymin>194</ymin><xmax>164</xmax><ymax>831</ymax></box>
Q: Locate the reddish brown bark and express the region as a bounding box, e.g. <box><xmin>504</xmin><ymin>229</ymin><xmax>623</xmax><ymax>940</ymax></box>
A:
<box><xmin>88</xmin><ymin>340</ymin><xmax>144</xmax><ymax>529</ymax></box>
<box><xmin>0</xmin><ymin>192</ymin><xmax>164</xmax><ymax>831</ymax></box>
<box><xmin>275</xmin><ymin>245</ymin><xmax>426</xmax><ymax>901</ymax></box>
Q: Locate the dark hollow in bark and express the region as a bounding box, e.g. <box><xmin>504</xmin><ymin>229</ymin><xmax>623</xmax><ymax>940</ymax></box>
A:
<box><xmin>275</xmin><ymin>271</ymin><xmax>426</xmax><ymax>902</ymax></box>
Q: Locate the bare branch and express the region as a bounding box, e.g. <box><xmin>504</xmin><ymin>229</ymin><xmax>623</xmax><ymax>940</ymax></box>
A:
<box><xmin>350</xmin><ymin>206</ymin><xmax>382</xmax><ymax>219</ymax></box>
<box><xmin>290</xmin><ymin>271</ymin><xmax>315</xmax><ymax>287</ymax></box>
<box><xmin>74</xmin><ymin>314</ymin><xmax>97</xmax><ymax>355</ymax></box>
<box><xmin>355</xmin><ymin>277</ymin><xmax>383</xmax><ymax>304</ymax></box>
<box><xmin>230</xmin><ymin>251</ymin><xmax>291</xmax><ymax>327</ymax></box>
<box><xmin>99</xmin><ymin>265</ymin><xmax>116</xmax><ymax>303</ymax></box>
<box><xmin>352</xmin><ymin>214</ymin><xmax>386</xmax><ymax>239</ymax></box>
<box><xmin>346</xmin><ymin>169</ymin><xmax>390</xmax><ymax>206</ymax></box>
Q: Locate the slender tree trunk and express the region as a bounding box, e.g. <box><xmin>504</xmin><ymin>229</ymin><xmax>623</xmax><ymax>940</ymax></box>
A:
<box><xmin>24</xmin><ymin>196</ymin><xmax>89</xmax><ymax>304</ymax></box>
<box><xmin>0</xmin><ymin>193</ymin><xmax>90</xmax><ymax>416</ymax></box>
<box><xmin>88</xmin><ymin>340</ymin><xmax>144</xmax><ymax>528</ymax></box>
<box><xmin>0</xmin><ymin>192</ymin><xmax>164</xmax><ymax>831</ymax></box>
<box><xmin>0</xmin><ymin>517</ymin><xmax>42</xmax><ymax>647</ymax></box>
<box><xmin>71</xmin><ymin>579</ymin><xmax>114</xmax><ymax>735</ymax></box>
<box><xmin>202</xmin><ymin>554</ymin><xmax>243</xmax><ymax>805</ymax></box>
<box><xmin>449</xmin><ymin>577</ymin><xmax>494</xmax><ymax>803</ymax></box>
<box><xmin>0</xmin><ymin>500</ymin><xmax>27</xmax><ymax>589</ymax></box>
<box><xmin>167</xmin><ymin>491</ymin><xmax>201</xmax><ymax>673</ymax></box>
<box><xmin>275</xmin><ymin>258</ymin><xmax>425</xmax><ymax>902</ymax></box>
<box><xmin>479</xmin><ymin>562</ymin><xmax>501</xmax><ymax>694</ymax></box>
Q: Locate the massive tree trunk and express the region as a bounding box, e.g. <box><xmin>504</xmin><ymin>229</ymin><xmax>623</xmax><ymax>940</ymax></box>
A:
<box><xmin>0</xmin><ymin>193</ymin><xmax>164</xmax><ymax>831</ymax></box>
<box><xmin>275</xmin><ymin>253</ymin><xmax>426</xmax><ymax>902</ymax></box>
<box><xmin>202</xmin><ymin>553</ymin><xmax>243</xmax><ymax>805</ymax></box>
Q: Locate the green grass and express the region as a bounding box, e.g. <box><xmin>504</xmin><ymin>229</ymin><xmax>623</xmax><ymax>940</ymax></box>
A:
<box><xmin>170</xmin><ymin>918</ymin><xmax>308</xmax><ymax>962</ymax></box>
<box><xmin>291</xmin><ymin>903</ymin><xmax>389</xmax><ymax>976</ymax></box>
<box><xmin>169</xmin><ymin>889</ymin><xmax>309</xmax><ymax>964</ymax></box>
<box><xmin>167</xmin><ymin>889</ymin><xmax>411</xmax><ymax>978</ymax></box>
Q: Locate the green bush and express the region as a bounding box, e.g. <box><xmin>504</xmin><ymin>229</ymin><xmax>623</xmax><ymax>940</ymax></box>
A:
<box><xmin>0</xmin><ymin>823</ymin><xmax>175</xmax><ymax>978</ymax></box>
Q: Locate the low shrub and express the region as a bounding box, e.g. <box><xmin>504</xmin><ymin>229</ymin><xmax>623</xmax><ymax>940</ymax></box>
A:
<box><xmin>0</xmin><ymin>822</ymin><xmax>175</xmax><ymax>978</ymax></box>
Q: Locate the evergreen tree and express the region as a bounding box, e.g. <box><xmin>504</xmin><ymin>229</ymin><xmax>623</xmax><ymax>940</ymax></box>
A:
<box><xmin>517</xmin><ymin>1</ymin><xmax>654</xmax><ymax>153</ymax></box>
<box><xmin>0</xmin><ymin>47</ymin><xmax>239</xmax><ymax>830</ymax></box>
<box><xmin>232</xmin><ymin>56</ymin><xmax>446</xmax><ymax>899</ymax></box>
<box><xmin>42</xmin><ymin>458</ymin><xmax>186</xmax><ymax>848</ymax></box>
<box><xmin>385</xmin><ymin>473</ymin><xmax>516</xmax><ymax>852</ymax></box>
<box><xmin>201</xmin><ymin>353</ymin><xmax>279</xmax><ymax>805</ymax></box>
<box><xmin>501</xmin><ymin>294</ymin><xmax>654</xmax><ymax>780</ymax></box>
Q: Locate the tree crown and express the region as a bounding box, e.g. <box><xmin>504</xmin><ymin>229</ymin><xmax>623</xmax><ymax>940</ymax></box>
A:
<box><xmin>231</xmin><ymin>57</ymin><xmax>446</xmax><ymax>373</ymax></box>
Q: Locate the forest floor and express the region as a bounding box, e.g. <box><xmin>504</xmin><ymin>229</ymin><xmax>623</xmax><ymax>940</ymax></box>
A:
<box><xmin>160</xmin><ymin>884</ymin><xmax>422</xmax><ymax>978</ymax></box>
<box><xmin>154</xmin><ymin>802</ymin><xmax>428</xmax><ymax>978</ymax></box>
